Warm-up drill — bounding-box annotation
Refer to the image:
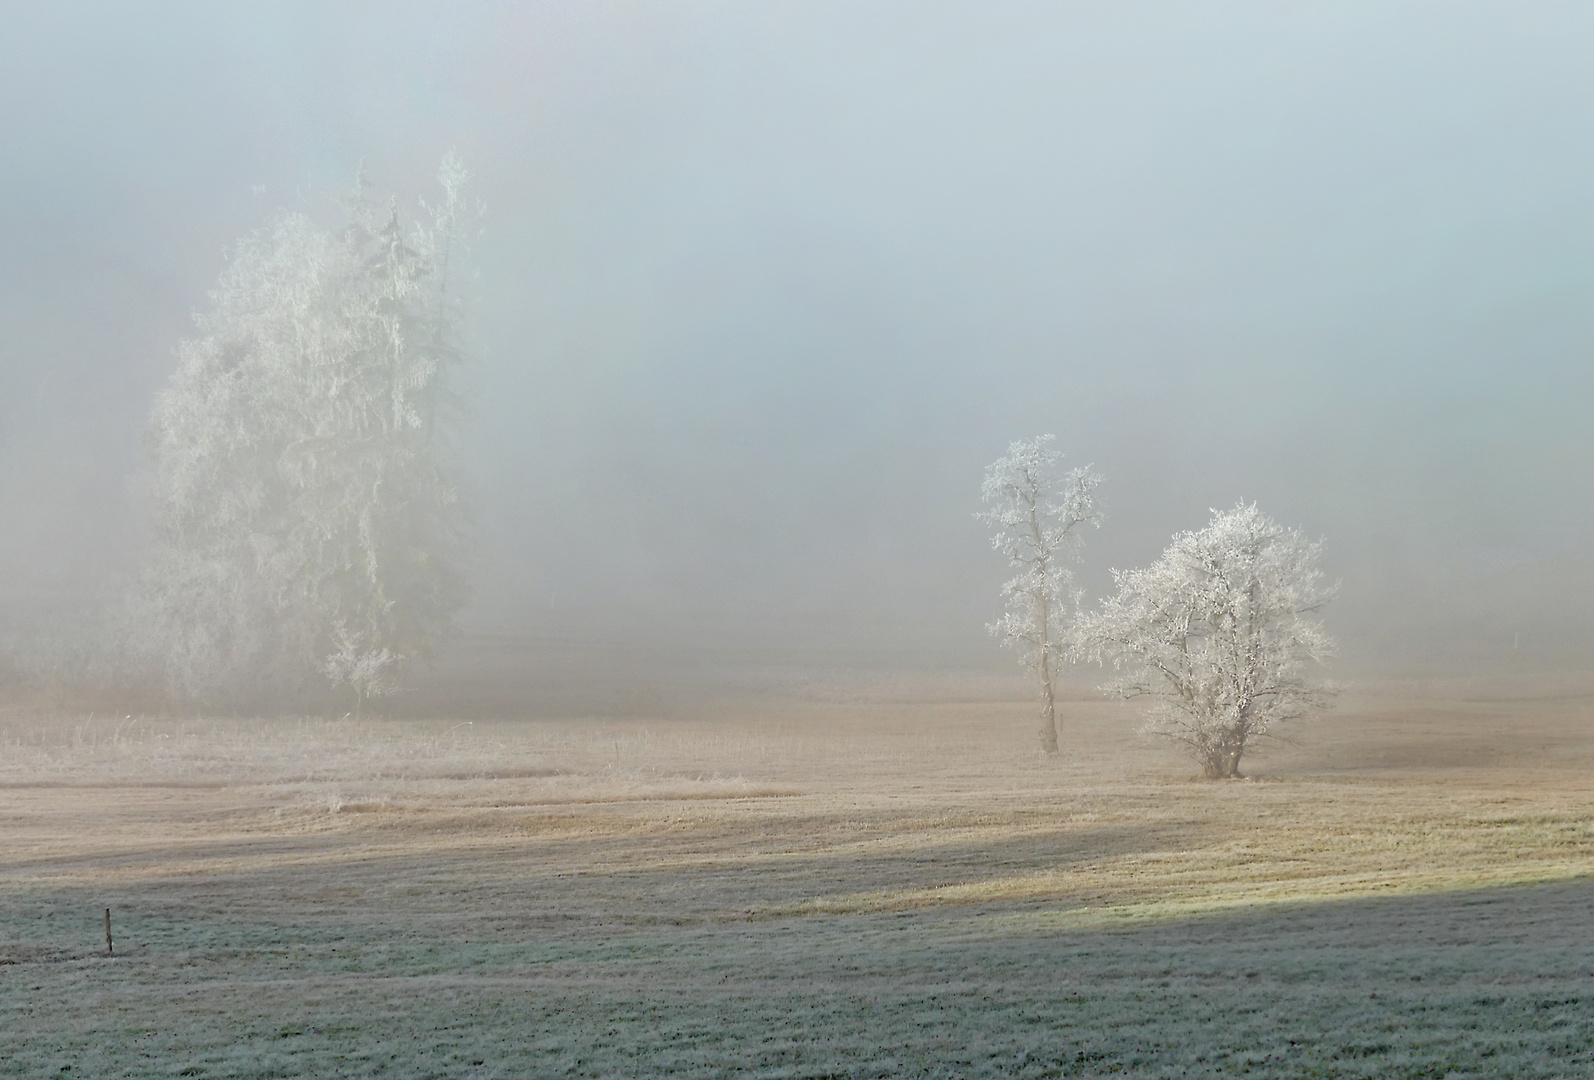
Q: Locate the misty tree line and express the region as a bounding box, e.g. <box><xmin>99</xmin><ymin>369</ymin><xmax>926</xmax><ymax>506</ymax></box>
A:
<box><xmin>115</xmin><ymin>155</ymin><xmax>481</xmax><ymax>715</ymax></box>
<box><xmin>980</xmin><ymin>436</ymin><xmax>1336</xmax><ymax>779</ymax></box>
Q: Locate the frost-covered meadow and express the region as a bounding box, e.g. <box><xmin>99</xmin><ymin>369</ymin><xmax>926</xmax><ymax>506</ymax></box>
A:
<box><xmin>3</xmin><ymin>668</ymin><xmax>1593</xmax><ymax>1078</ymax></box>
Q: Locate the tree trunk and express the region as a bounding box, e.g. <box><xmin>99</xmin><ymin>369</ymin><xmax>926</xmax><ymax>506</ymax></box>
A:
<box><xmin>1201</xmin><ymin>740</ymin><xmax>1245</xmax><ymax>779</ymax></box>
<box><xmin>1037</xmin><ymin>647</ymin><xmax>1059</xmax><ymax>755</ymax></box>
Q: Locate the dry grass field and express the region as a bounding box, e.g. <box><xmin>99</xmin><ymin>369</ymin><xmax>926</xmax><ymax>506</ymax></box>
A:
<box><xmin>3</xmin><ymin>663</ymin><xmax>1594</xmax><ymax>1078</ymax></box>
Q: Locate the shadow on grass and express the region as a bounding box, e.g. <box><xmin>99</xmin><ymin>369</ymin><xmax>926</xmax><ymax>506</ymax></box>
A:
<box><xmin>2</xmin><ymin>877</ymin><xmax>1592</xmax><ymax>1078</ymax></box>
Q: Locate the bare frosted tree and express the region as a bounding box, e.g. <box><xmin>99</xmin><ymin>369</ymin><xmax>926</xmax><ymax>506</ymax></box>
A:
<box><xmin>1083</xmin><ymin>503</ymin><xmax>1335</xmax><ymax>778</ymax></box>
<box><xmin>979</xmin><ymin>435</ymin><xmax>1103</xmax><ymax>755</ymax></box>
<box><xmin>132</xmin><ymin>154</ymin><xmax>481</xmax><ymax>705</ymax></box>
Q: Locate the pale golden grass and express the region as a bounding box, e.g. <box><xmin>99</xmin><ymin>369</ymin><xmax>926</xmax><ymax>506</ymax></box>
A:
<box><xmin>3</xmin><ymin>680</ymin><xmax>1592</xmax><ymax>930</ymax></box>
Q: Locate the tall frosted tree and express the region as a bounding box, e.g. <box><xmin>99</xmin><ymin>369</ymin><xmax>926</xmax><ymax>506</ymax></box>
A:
<box><xmin>1083</xmin><ymin>503</ymin><xmax>1335</xmax><ymax>778</ymax></box>
<box><xmin>979</xmin><ymin>435</ymin><xmax>1102</xmax><ymax>755</ymax></box>
<box><xmin>134</xmin><ymin>155</ymin><xmax>479</xmax><ymax>708</ymax></box>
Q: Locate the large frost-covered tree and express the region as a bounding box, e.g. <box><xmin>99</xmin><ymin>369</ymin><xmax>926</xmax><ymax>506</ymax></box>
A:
<box><xmin>134</xmin><ymin>155</ymin><xmax>479</xmax><ymax>708</ymax></box>
<box><xmin>1083</xmin><ymin>503</ymin><xmax>1335</xmax><ymax>779</ymax></box>
<box><xmin>979</xmin><ymin>435</ymin><xmax>1102</xmax><ymax>755</ymax></box>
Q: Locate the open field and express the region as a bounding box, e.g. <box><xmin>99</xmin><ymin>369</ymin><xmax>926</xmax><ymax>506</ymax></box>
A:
<box><xmin>3</xmin><ymin>669</ymin><xmax>1594</xmax><ymax>1078</ymax></box>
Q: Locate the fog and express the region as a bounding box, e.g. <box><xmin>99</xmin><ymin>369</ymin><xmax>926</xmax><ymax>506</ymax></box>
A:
<box><xmin>3</xmin><ymin>2</ymin><xmax>1591</xmax><ymax>688</ymax></box>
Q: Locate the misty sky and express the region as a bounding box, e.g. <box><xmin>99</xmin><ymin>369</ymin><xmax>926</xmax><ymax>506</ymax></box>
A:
<box><xmin>2</xmin><ymin>2</ymin><xmax>1591</xmax><ymax>672</ymax></box>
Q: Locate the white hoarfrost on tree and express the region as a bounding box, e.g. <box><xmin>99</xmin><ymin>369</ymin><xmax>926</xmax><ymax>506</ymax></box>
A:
<box><xmin>1083</xmin><ymin>503</ymin><xmax>1335</xmax><ymax>779</ymax></box>
<box><xmin>979</xmin><ymin>435</ymin><xmax>1103</xmax><ymax>755</ymax></box>
<box><xmin>133</xmin><ymin>154</ymin><xmax>481</xmax><ymax>708</ymax></box>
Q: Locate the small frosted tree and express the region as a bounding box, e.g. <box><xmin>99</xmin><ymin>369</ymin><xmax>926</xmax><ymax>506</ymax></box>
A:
<box><xmin>322</xmin><ymin>621</ymin><xmax>402</xmax><ymax>719</ymax></box>
<box><xmin>133</xmin><ymin>154</ymin><xmax>480</xmax><ymax>705</ymax></box>
<box><xmin>979</xmin><ymin>435</ymin><xmax>1103</xmax><ymax>755</ymax></box>
<box><xmin>1084</xmin><ymin>503</ymin><xmax>1335</xmax><ymax>778</ymax></box>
